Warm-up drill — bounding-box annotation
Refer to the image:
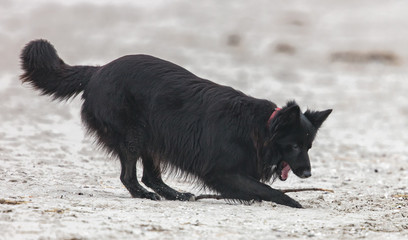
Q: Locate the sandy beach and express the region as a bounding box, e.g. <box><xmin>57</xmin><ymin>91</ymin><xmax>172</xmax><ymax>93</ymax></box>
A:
<box><xmin>1</xmin><ymin>0</ymin><xmax>407</xmax><ymax>239</ymax></box>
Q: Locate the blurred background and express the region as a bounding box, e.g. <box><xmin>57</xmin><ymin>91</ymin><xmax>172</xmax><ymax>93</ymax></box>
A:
<box><xmin>1</xmin><ymin>0</ymin><xmax>407</xmax><ymax>175</ymax></box>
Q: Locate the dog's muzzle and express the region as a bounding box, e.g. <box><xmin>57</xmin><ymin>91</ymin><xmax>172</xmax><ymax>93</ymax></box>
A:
<box><xmin>298</xmin><ymin>170</ymin><xmax>312</xmax><ymax>178</ymax></box>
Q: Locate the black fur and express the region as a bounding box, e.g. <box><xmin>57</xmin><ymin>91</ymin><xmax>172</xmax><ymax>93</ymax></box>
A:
<box><xmin>20</xmin><ymin>39</ymin><xmax>332</xmax><ymax>208</ymax></box>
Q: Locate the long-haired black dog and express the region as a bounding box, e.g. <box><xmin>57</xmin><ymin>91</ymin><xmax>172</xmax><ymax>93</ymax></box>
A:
<box><xmin>20</xmin><ymin>39</ymin><xmax>331</xmax><ymax>208</ymax></box>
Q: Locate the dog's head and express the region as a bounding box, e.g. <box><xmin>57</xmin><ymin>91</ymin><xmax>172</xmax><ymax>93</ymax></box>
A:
<box><xmin>264</xmin><ymin>101</ymin><xmax>332</xmax><ymax>181</ymax></box>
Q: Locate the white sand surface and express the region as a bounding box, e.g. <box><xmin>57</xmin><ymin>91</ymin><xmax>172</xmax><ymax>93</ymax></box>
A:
<box><xmin>0</xmin><ymin>1</ymin><xmax>407</xmax><ymax>239</ymax></box>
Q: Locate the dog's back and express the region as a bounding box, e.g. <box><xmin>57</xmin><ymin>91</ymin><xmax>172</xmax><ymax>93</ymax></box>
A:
<box><xmin>82</xmin><ymin>53</ymin><xmax>273</xmax><ymax>176</ymax></box>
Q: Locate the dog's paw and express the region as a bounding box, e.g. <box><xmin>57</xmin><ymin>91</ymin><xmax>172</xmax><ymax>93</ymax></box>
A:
<box><xmin>176</xmin><ymin>192</ymin><xmax>196</xmax><ymax>201</ymax></box>
<box><xmin>143</xmin><ymin>192</ymin><xmax>162</xmax><ymax>201</ymax></box>
<box><xmin>287</xmin><ymin>198</ymin><xmax>303</xmax><ymax>208</ymax></box>
<box><xmin>275</xmin><ymin>194</ymin><xmax>304</xmax><ymax>208</ymax></box>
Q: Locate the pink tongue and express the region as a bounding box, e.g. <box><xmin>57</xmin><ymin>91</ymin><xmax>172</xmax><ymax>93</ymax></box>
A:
<box><xmin>281</xmin><ymin>162</ymin><xmax>291</xmax><ymax>180</ymax></box>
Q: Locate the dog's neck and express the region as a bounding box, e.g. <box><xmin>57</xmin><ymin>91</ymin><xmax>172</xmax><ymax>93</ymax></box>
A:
<box><xmin>267</xmin><ymin>107</ymin><xmax>281</xmax><ymax>125</ymax></box>
<box><xmin>251</xmin><ymin>107</ymin><xmax>282</xmax><ymax>181</ymax></box>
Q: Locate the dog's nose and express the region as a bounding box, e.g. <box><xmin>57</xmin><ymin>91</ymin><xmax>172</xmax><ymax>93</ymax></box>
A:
<box><xmin>300</xmin><ymin>170</ymin><xmax>311</xmax><ymax>178</ymax></box>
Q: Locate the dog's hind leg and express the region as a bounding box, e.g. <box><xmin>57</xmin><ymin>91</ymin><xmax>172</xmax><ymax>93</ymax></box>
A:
<box><xmin>81</xmin><ymin>105</ymin><xmax>158</xmax><ymax>200</ymax></box>
<box><xmin>118</xmin><ymin>144</ymin><xmax>161</xmax><ymax>200</ymax></box>
<box><xmin>206</xmin><ymin>173</ymin><xmax>303</xmax><ymax>208</ymax></box>
<box><xmin>141</xmin><ymin>155</ymin><xmax>195</xmax><ymax>201</ymax></box>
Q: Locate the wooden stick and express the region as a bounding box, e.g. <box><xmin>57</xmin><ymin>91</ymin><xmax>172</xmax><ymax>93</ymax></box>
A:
<box><xmin>195</xmin><ymin>188</ymin><xmax>333</xmax><ymax>201</ymax></box>
<box><xmin>195</xmin><ymin>194</ymin><xmax>223</xmax><ymax>201</ymax></box>
<box><xmin>280</xmin><ymin>188</ymin><xmax>334</xmax><ymax>193</ymax></box>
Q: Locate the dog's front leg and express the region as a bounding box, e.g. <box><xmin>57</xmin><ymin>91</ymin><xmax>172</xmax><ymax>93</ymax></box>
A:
<box><xmin>206</xmin><ymin>174</ymin><xmax>303</xmax><ymax>208</ymax></box>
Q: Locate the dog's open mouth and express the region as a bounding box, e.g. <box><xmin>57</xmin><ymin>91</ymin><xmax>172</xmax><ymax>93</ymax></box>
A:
<box><xmin>278</xmin><ymin>161</ymin><xmax>291</xmax><ymax>181</ymax></box>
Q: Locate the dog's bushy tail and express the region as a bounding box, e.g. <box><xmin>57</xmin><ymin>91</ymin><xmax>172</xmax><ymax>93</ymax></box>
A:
<box><xmin>20</xmin><ymin>39</ymin><xmax>99</xmax><ymax>100</ymax></box>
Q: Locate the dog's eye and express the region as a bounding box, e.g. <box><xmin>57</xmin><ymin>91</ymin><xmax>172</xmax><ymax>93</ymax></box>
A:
<box><xmin>291</xmin><ymin>144</ymin><xmax>299</xmax><ymax>150</ymax></box>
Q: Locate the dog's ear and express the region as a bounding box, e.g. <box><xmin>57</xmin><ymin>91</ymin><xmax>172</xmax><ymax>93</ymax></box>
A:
<box><xmin>268</xmin><ymin>104</ymin><xmax>300</xmax><ymax>136</ymax></box>
<box><xmin>304</xmin><ymin>109</ymin><xmax>332</xmax><ymax>129</ymax></box>
<box><xmin>281</xmin><ymin>105</ymin><xmax>301</xmax><ymax>126</ymax></box>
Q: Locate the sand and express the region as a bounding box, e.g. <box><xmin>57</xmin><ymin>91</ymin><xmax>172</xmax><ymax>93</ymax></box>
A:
<box><xmin>0</xmin><ymin>0</ymin><xmax>407</xmax><ymax>239</ymax></box>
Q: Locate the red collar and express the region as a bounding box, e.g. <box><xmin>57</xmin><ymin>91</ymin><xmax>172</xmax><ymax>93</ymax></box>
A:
<box><xmin>267</xmin><ymin>107</ymin><xmax>281</xmax><ymax>125</ymax></box>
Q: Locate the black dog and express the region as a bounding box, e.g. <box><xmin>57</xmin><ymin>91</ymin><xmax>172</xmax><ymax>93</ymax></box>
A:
<box><xmin>20</xmin><ymin>39</ymin><xmax>331</xmax><ymax>208</ymax></box>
